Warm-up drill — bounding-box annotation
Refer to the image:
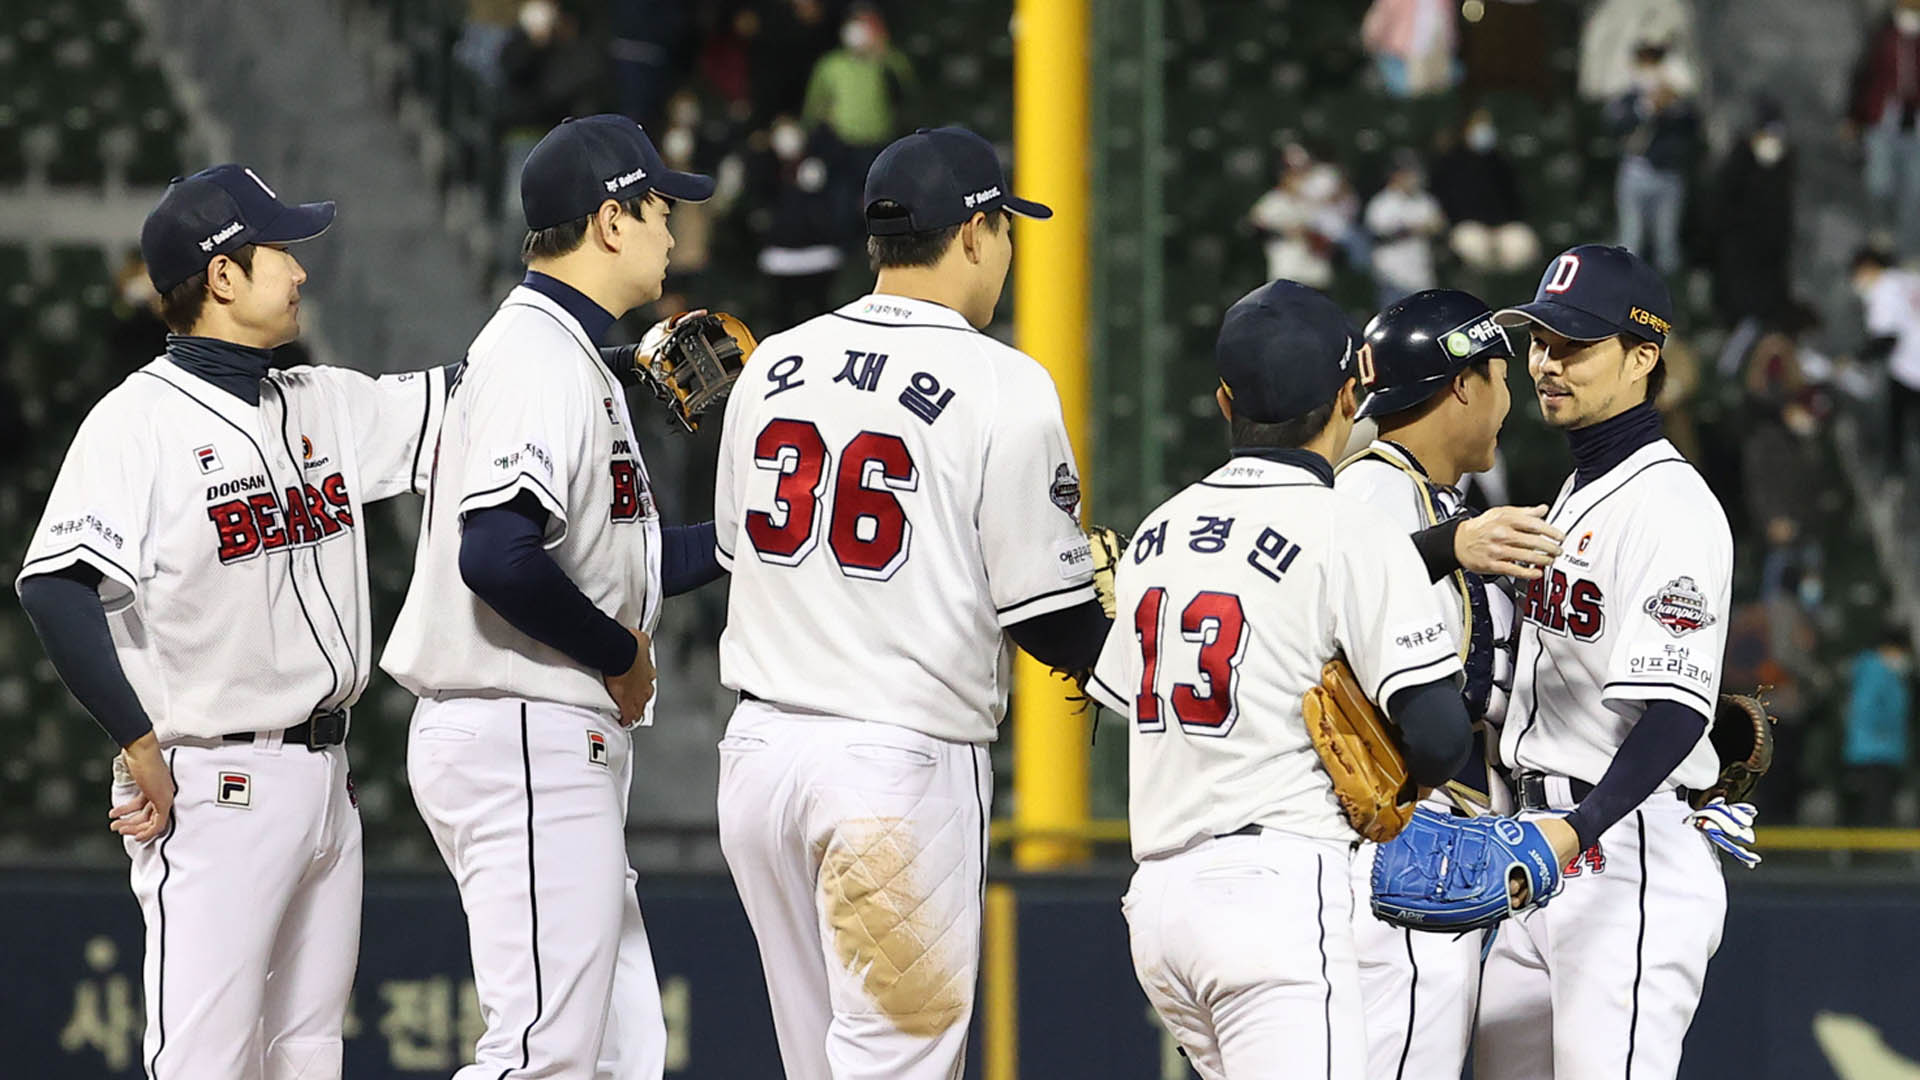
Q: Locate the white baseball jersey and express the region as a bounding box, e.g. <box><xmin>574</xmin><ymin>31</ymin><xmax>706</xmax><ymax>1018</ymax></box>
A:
<box><xmin>383</xmin><ymin>284</ymin><xmax>663</xmax><ymax>715</ymax></box>
<box><xmin>17</xmin><ymin>356</ymin><xmax>445</xmax><ymax>739</ymax></box>
<box><xmin>713</xmin><ymin>293</ymin><xmax>1095</xmax><ymax>743</ymax></box>
<box><xmin>1336</xmin><ymin>441</ymin><xmax>1474</xmax><ymax>672</ymax></box>
<box><xmin>1502</xmin><ymin>438</ymin><xmax>1731</xmax><ymax>790</ymax></box>
<box><xmin>1087</xmin><ymin>454</ymin><xmax>1463</xmax><ymax>860</ymax></box>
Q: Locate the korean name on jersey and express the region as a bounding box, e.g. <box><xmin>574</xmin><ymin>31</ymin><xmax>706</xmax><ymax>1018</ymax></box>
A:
<box><xmin>1087</xmin><ymin>455</ymin><xmax>1461</xmax><ymax>860</ymax></box>
<box><xmin>713</xmin><ymin>295</ymin><xmax>1095</xmax><ymax>744</ymax></box>
<box><xmin>1503</xmin><ymin>439</ymin><xmax>1732</xmax><ymax>791</ymax></box>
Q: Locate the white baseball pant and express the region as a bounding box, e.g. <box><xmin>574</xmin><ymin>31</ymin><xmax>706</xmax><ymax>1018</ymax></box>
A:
<box><xmin>120</xmin><ymin>734</ymin><xmax>361</xmax><ymax>1080</ymax></box>
<box><xmin>716</xmin><ymin>698</ymin><xmax>990</xmax><ymax>1080</ymax></box>
<box><xmin>1124</xmin><ymin>830</ymin><xmax>1366</xmax><ymax>1080</ymax></box>
<box><xmin>407</xmin><ymin>696</ymin><xmax>665</xmax><ymax>1079</ymax></box>
<box><xmin>1475</xmin><ymin>784</ymin><xmax>1726</xmax><ymax>1080</ymax></box>
<box><xmin>1350</xmin><ymin>840</ymin><xmax>1485</xmax><ymax>1080</ymax></box>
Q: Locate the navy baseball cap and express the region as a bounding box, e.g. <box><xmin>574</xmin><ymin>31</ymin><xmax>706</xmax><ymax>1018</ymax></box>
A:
<box><xmin>1494</xmin><ymin>244</ymin><xmax>1673</xmax><ymax>345</ymax></box>
<box><xmin>520</xmin><ymin>114</ymin><xmax>715</xmax><ymax>230</ymax></box>
<box><xmin>140</xmin><ymin>164</ymin><xmax>336</xmax><ymax>293</ymax></box>
<box><xmin>1215</xmin><ymin>280</ymin><xmax>1359</xmax><ymax>424</ymax></box>
<box><xmin>864</xmin><ymin>126</ymin><xmax>1052</xmax><ymax>236</ymax></box>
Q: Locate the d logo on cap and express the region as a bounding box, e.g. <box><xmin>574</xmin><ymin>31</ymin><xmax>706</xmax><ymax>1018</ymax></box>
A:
<box><xmin>1543</xmin><ymin>253</ymin><xmax>1581</xmax><ymax>295</ymax></box>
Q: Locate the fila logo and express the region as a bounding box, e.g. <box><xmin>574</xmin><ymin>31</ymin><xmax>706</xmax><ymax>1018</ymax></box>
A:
<box><xmin>963</xmin><ymin>185</ymin><xmax>1001</xmax><ymax>208</ymax></box>
<box><xmin>195</xmin><ymin>445</ymin><xmax>222</xmax><ymax>474</ymax></box>
<box><xmin>199</xmin><ymin>220</ymin><xmax>244</xmax><ymax>253</ymax></box>
<box><xmin>1543</xmin><ymin>253</ymin><xmax>1581</xmax><ymax>294</ymax></box>
<box><xmin>604</xmin><ymin>397</ymin><xmax>619</xmax><ymax>424</ymax></box>
<box><xmin>588</xmin><ymin>731</ymin><xmax>609</xmax><ymax>766</ymax></box>
<box><xmin>604</xmin><ymin>167</ymin><xmax>647</xmax><ymax>192</ymax></box>
<box><xmin>217</xmin><ymin>772</ymin><xmax>252</xmax><ymax>808</ymax></box>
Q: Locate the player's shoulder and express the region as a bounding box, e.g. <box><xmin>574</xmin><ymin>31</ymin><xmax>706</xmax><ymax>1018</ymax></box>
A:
<box><xmin>1610</xmin><ymin>443</ymin><xmax>1732</xmax><ymax>546</ymax></box>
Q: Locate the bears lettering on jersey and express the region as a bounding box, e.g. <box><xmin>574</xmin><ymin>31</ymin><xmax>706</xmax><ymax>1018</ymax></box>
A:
<box><xmin>1521</xmin><ymin>567</ymin><xmax>1604</xmax><ymax>641</ymax></box>
<box><xmin>205</xmin><ymin>473</ymin><xmax>355</xmax><ymax>564</ymax></box>
<box><xmin>608</xmin><ymin>438</ymin><xmax>652</xmax><ymax>523</ymax></box>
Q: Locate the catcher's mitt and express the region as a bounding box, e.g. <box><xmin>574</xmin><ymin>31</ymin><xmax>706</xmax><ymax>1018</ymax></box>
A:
<box><xmin>1691</xmin><ymin>691</ymin><xmax>1775</xmax><ymax>810</ymax></box>
<box><xmin>1370</xmin><ymin>807</ymin><xmax>1565</xmax><ymax>932</ymax></box>
<box><xmin>612</xmin><ymin>311</ymin><xmax>757</xmax><ymax>432</ymax></box>
<box><xmin>1303</xmin><ymin>659</ymin><xmax>1420</xmax><ymax>843</ymax></box>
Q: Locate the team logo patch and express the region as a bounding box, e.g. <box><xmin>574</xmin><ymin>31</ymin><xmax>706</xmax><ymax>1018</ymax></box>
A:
<box><xmin>1439</xmin><ymin>314</ymin><xmax>1504</xmax><ymax>363</ymax></box>
<box><xmin>194</xmin><ymin>445</ymin><xmax>222</xmax><ymax>474</ymax></box>
<box><xmin>588</xmin><ymin>731</ymin><xmax>609</xmax><ymax>766</ymax></box>
<box><xmin>216</xmin><ymin>772</ymin><xmax>252</xmax><ymax>808</ymax></box>
<box><xmin>1643</xmin><ymin>576</ymin><xmax>1716</xmax><ymax>637</ymax></box>
<box><xmin>1577</xmin><ymin>531</ymin><xmax>1593</xmax><ymax>554</ymax></box>
<box><xmin>1048</xmin><ymin>463</ymin><xmax>1081</xmax><ymax>519</ymax></box>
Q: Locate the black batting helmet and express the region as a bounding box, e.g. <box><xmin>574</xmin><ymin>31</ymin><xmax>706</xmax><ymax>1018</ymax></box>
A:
<box><xmin>1355</xmin><ymin>289</ymin><xmax>1514</xmax><ymax>420</ymax></box>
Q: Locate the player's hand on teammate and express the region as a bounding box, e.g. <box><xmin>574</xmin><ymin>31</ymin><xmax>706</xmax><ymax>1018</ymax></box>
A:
<box><xmin>637</xmin><ymin>307</ymin><xmax>708</xmax><ymax>360</ymax></box>
<box><xmin>1687</xmin><ymin>797</ymin><xmax>1761</xmax><ymax>869</ymax></box>
<box><xmin>1456</xmin><ymin>506</ymin><xmax>1564</xmax><ymax>580</ymax></box>
<box><xmin>109</xmin><ymin>733</ymin><xmax>176</xmax><ymax>844</ymax></box>
<box><xmin>604</xmin><ymin>627</ymin><xmax>657</xmax><ymax>728</ymax></box>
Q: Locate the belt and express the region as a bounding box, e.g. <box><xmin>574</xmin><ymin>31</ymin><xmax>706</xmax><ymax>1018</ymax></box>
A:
<box><xmin>224</xmin><ymin>708</ymin><xmax>348</xmax><ymax>752</ymax></box>
<box><xmin>1217</xmin><ymin>823</ymin><xmax>1265</xmax><ymax>839</ymax></box>
<box><xmin>739</xmin><ymin>689</ymin><xmax>760</xmax><ymax>703</ymax></box>
<box><xmin>1515</xmin><ymin>773</ymin><xmax>1688</xmax><ymax>812</ymax></box>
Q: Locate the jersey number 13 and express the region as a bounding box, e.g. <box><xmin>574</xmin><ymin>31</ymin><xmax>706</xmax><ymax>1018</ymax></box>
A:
<box><xmin>1135</xmin><ymin>587</ymin><xmax>1250</xmax><ymax>737</ymax></box>
<box><xmin>746</xmin><ymin>418</ymin><xmax>920</xmax><ymax>580</ymax></box>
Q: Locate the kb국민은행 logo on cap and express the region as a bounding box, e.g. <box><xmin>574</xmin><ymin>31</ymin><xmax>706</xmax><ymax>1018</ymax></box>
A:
<box><xmin>1628</xmin><ymin>306</ymin><xmax>1671</xmax><ymax>336</ymax></box>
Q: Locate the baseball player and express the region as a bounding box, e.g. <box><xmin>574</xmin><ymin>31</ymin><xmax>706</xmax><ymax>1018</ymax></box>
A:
<box><xmin>712</xmin><ymin>125</ymin><xmax>1111</xmax><ymax>1079</ymax></box>
<box><xmin>381</xmin><ymin>116</ymin><xmax>725</xmax><ymax>1079</ymax></box>
<box><xmin>14</xmin><ymin>165</ymin><xmax>448</xmax><ymax>1079</ymax></box>
<box><xmin>1474</xmin><ymin>244</ymin><xmax>1742</xmax><ymax>1079</ymax></box>
<box><xmin>1336</xmin><ymin>288</ymin><xmax>1555</xmax><ymax>1079</ymax></box>
<box><xmin>1085</xmin><ymin>280</ymin><xmax>1580</xmax><ymax>1079</ymax></box>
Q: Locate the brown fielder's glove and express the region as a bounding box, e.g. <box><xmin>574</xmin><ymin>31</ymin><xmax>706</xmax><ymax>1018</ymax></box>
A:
<box><xmin>1692</xmin><ymin>691</ymin><xmax>1775</xmax><ymax>809</ymax></box>
<box><xmin>1304</xmin><ymin>658</ymin><xmax>1422</xmax><ymax>843</ymax></box>
<box><xmin>606</xmin><ymin>311</ymin><xmax>757</xmax><ymax>432</ymax></box>
<box><xmin>1053</xmin><ymin>525</ymin><xmax>1128</xmax><ymax>710</ymax></box>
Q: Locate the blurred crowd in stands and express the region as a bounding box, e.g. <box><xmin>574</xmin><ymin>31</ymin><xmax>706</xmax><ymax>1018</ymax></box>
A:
<box><xmin>62</xmin><ymin>0</ymin><xmax>1920</xmax><ymax>831</ymax></box>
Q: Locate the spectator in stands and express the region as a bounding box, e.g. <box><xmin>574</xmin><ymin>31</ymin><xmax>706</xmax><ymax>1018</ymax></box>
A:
<box><xmin>1360</xmin><ymin>0</ymin><xmax>1459</xmax><ymax>98</ymax></box>
<box><xmin>1848</xmin><ymin>0</ymin><xmax>1920</xmax><ymax>259</ymax></box>
<box><xmin>1853</xmin><ymin>247</ymin><xmax>1920</xmax><ymax>478</ymax></box>
<box><xmin>1431</xmin><ymin>108</ymin><xmax>1539</xmax><ymax>275</ymax></box>
<box><xmin>106</xmin><ymin>249</ymin><xmax>166</xmax><ymax>361</ymax></box>
<box><xmin>749</xmin><ymin>0</ymin><xmax>841</xmax><ymax>133</ymax></box>
<box><xmin>1710</xmin><ymin>99</ymin><xmax>1795</xmax><ymax>332</ymax></box>
<box><xmin>1364</xmin><ymin>150</ymin><xmax>1445</xmax><ymax>307</ymax></box>
<box><xmin>1608</xmin><ymin>38</ymin><xmax>1699</xmax><ymax>276</ymax></box>
<box><xmin>1578</xmin><ymin>0</ymin><xmax>1699</xmax><ymax>103</ymax></box>
<box><xmin>1741</xmin><ymin>308</ymin><xmax>1827</xmax><ymax>578</ymax></box>
<box><xmin>749</xmin><ymin>116</ymin><xmax>846</xmax><ymax>332</ymax></box>
<box><xmin>803</xmin><ymin>4</ymin><xmax>915</xmax><ymax>238</ymax></box>
<box><xmin>1248</xmin><ymin>143</ymin><xmax>1358</xmax><ymax>291</ymax></box>
<box><xmin>1842</xmin><ymin>627</ymin><xmax>1913</xmax><ymax>826</ymax></box>
<box><xmin>453</xmin><ymin>0</ymin><xmax>519</xmax><ymax>90</ymax></box>
<box><xmin>609</xmin><ymin>0</ymin><xmax>693</xmax><ymax>131</ymax></box>
<box><xmin>496</xmin><ymin>1</ymin><xmax>607</xmax><ymax>275</ymax></box>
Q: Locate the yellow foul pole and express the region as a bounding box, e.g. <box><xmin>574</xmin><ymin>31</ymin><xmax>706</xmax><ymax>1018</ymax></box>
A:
<box><xmin>1011</xmin><ymin>0</ymin><xmax>1092</xmax><ymax>870</ymax></box>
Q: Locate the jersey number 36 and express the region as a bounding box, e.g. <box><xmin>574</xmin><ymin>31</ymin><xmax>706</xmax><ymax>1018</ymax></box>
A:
<box><xmin>1134</xmin><ymin>587</ymin><xmax>1250</xmax><ymax>737</ymax></box>
<box><xmin>746</xmin><ymin>418</ymin><xmax>920</xmax><ymax>580</ymax></box>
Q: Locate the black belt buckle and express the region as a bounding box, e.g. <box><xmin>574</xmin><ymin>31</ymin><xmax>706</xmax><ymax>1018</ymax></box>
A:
<box><xmin>301</xmin><ymin>709</ymin><xmax>347</xmax><ymax>750</ymax></box>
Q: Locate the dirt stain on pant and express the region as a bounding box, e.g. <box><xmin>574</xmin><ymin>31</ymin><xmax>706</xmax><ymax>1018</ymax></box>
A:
<box><xmin>818</xmin><ymin>816</ymin><xmax>970</xmax><ymax>1038</ymax></box>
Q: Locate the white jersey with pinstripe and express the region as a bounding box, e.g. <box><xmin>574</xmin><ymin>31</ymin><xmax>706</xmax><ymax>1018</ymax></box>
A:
<box><xmin>712</xmin><ymin>293</ymin><xmax>1095</xmax><ymax>743</ymax></box>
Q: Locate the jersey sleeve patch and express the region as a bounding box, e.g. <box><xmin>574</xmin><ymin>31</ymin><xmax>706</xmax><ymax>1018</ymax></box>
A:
<box><xmin>1640</xmin><ymin>575</ymin><xmax>1717</xmax><ymax>637</ymax></box>
<box><xmin>1053</xmin><ymin>533</ymin><xmax>1094</xmax><ymax>581</ymax></box>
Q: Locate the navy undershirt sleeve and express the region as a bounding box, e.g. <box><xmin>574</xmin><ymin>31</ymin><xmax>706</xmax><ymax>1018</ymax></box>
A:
<box><xmin>17</xmin><ymin>565</ymin><xmax>155</xmax><ymax>747</ymax></box>
<box><xmin>661</xmin><ymin>522</ymin><xmax>724</xmax><ymax>596</ymax></box>
<box><xmin>1410</xmin><ymin>516</ymin><xmax>1465</xmax><ymax>584</ymax></box>
<box><xmin>459</xmin><ymin>493</ymin><xmax>639</xmax><ymax>676</ymax></box>
<box><xmin>1387</xmin><ymin>677</ymin><xmax>1475</xmax><ymax>788</ymax></box>
<box><xmin>1005</xmin><ymin>599</ymin><xmax>1111</xmax><ymax>671</ymax></box>
<box><xmin>1565</xmin><ymin>699</ymin><xmax>1708</xmax><ymax>850</ymax></box>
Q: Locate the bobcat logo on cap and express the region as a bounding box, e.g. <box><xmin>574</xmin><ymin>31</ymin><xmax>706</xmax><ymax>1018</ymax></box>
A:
<box><xmin>199</xmin><ymin>221</ymin><xmax>244</xmax><ymax>252</ymax></box>
<box><xmin>604</xmin><ymin>167</ymin><xmax>648</xmax><ymax>193</ymax></box>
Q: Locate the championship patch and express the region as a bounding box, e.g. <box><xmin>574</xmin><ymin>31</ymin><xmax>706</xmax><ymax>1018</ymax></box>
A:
<box><xmin>1643</xmin><ymin>576</ymin><xmax>1716</xmax><ymax>637</ymax></box>
<box><xmin>1048</xmin><ymin>463</ymin><xmax>1081</xmax><ymax>519</ymax></box>
<box><xmin>1054</xmin><ymin>534</ymin><xmax>1093</xmax><ymax>580</ymax></box>
<box><xmin>216</xmin><ymin>772</ymin><xmax>252</xmax><ymax>809</ymax></box>
<box><xmin>194</xmin><ymin>445</ymin><xmax>222</xmax><ymax>474</ymax></box>
<box><xmin>588</xmin><ymin>731</ymin><xmax>609</xmax><ymax>767</ymax></box>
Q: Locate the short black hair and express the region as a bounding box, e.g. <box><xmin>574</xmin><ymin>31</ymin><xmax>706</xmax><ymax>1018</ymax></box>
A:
<box><xmin>523</xmin><ymin>192</ymin><xmax>658</xmax><ymax>262</ymax></box>
<box><xmin>158</xmin><ymin>244</ymin><xmax>256</xmax><ymax>334</ymax></box>
<box><xmin>1230</xmin><ymin>398</ymin><xmax>1338</xmax><ymax>450</ymax></box>
<box><xmin>1854</xmin><ymin>246</ymin><xmax>1894</xmax><ymax>274</ymax></box>
<box><xmin>865</xmin><ymin>204</ymin><xmax>1006</xmax><ymax>271</ymax></box>
<box><xmin>1376</xmin><ymin>357</ymin><xmax>1495</xmax><ymax>430</ymax></box>
<box><xmin>1619</xmin><ymin>332</ymin><xmax>1667</xmax><ymax>404</ymax></box>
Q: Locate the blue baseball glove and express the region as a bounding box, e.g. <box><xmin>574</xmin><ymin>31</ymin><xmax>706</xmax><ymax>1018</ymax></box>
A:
<box><xmin>1370</xmin><ymin>807</ymin><xmax>1566</xmax><ymax>932</ymax></box>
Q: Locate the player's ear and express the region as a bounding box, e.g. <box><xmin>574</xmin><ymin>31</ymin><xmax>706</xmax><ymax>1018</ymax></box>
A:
<box><xmin>1624</xmin><ymin>337</ymin><xmax>1660</xmax><ymax>384</ymax></box>
<box><xmin>206</xmin><ymin>254</ymin><xmax>239</xmax><ymax>302</ymax></box>
<box><xmin>1337</xmin><ymin>377</ymin><xmax>1359</xmax><ymax>419</ymax></box>
<box><xmin>1215</xmin><ymin>384</ymin><xmax>1233</xmax><ymax>422</ymax></box>
<box><xmin>593</xmin><ymin>199</ymin><xmax>623</xmax><ymax>252</ymax></box>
